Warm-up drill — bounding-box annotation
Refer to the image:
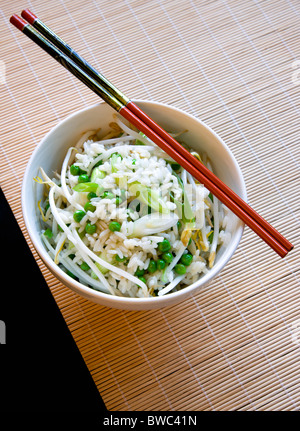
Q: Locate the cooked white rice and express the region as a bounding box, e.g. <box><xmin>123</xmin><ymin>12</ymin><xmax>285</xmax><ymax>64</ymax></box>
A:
<box><xmin>36</xmin><ymin>115</ymin><xmax>229</xmax><ymax>298</ymax></box>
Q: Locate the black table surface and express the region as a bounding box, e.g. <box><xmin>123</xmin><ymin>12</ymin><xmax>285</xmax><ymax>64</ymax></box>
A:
<box><xmin>0</xmin><ymin>187</ymin><xmax>107</xmax><ymax>415</ymax></box>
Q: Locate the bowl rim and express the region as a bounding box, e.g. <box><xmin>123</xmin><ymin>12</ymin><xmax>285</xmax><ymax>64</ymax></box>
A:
<box><xmin>22</xmin><ymin>99</ymin><xmax>247</xmax><ymax>308</ymax></box>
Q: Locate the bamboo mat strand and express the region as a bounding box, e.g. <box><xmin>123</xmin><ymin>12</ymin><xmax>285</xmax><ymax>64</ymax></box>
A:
<box><xmin>1</xmin><ymin>0</ymin><xmax>300</xmax><ymax>411</ymax></box>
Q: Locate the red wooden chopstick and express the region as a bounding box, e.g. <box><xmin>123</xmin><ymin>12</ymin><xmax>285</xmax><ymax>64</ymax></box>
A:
<box><xmin>10</xmin><ymin>12</ymin><xmax>293</xmax><ymax>257</ymax></box>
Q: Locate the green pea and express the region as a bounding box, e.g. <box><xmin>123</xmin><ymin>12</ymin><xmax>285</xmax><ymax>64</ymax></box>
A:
<box><xmin>157</xmin><ymin>259</ymin><xmax>166</xmax><ymax>270</ymax></box>
<box><xmin>85</xmin><ymin>222</ymin><xmax>96</xmax><ymax>234</ymax></box>
<box><xmin>162</xmin><ymin>252</ymin><xmax>173</xmax><ymax>263</ymax></box>
<box><xmin>78</xmin><ymin>174</ymin><xmax>90</xmax><ymax>183</ymax></box>
<box><xmin>174</xmin><ymin>264</ymin><xmax>187</xmax><ymax>275</ymax></box>
<box><xmin>115</xmin><ymin>197</ymin><xmax>122</xmax><ymax>206</ymax></box>
<box><xmin>87</xmin><ymin>191</ymin><xmax>97</xmax><ymax>200</ymax></box>
<box><xmin>84</xmin><ymin>202</ymin><xmax>96</xmax><ymax>212</ymax></box>
<box><xmin>80</xmin><ymin>262</ymin><xmax>90</xmax><ymax>271</ymax></box>
<box><xmin>138</xmin><ymin>276</ymin><xmax>147</xmax><ymax>285</ymax></box>
<box><xmin>147</xmin><ymin>260</ymin><xmax>157</xmax><ymax>273</ymax></box>
<box><xmin>171</xmin><ymin>163</ymin><xmax>181</xmax><ymax>171</ymax></box>
<box><xmin>102</xmin><ymin>191</ymin><xmax>114</xmax><ymax>199</ymax></box>
<box><xmin>73</xmin><ymin>210</ymin><xmax>86</xmax><ymax>222</ymax></box>
<box><xmin>108</xmin><ymin>221</ymin><xmax>121</xmax><ymax>232</ymax></box>
<box><xmin>70</xmin><ymin>164</ymin><xmax>80</xmax><ymax>176</ymax></box>
<box><xmin>158</xmin><ymin>239</ymin><xmax>171</xmax><ymax>253</ymax></box>
<box><xmin>134</xmin><ymin>267</ymin><xmax>145</xmax><ymax>277</ymax></box>
<box><xmin>180</xmin><ymin>253</ymin><xmax>193</xmax><ymax>266</ymax></box>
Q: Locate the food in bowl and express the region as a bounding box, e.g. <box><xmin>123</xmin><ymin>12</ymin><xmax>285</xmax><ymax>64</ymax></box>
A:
<box><xmin>35</xmin><ymin>114</ymin><xmax>231</xmax><ymax>298</ymax></box>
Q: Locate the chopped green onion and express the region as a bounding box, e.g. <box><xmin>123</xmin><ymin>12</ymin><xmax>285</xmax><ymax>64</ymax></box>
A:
<box><xmin>135</xmin><ymin>131</ymin><xmax>146</xmax><ymax>145</ymax></box>
<box><xmin>128</xmin><ymin>182</ymin><xmax>169</xmax><ymax>214</ymax></box>
<box><xmin>73</xmin><ymin>182</ymin><xmax>99</xmax><ymax>193</ymax></box>
<box><xmin>91</xmin><ymin>166</ymin><xmax>106</xmax><ymax>182</ymax></box>
<box><xmin>43</xmin><ymin>228</ymin><xmax>53</xmax><ymax>238</ymax></box>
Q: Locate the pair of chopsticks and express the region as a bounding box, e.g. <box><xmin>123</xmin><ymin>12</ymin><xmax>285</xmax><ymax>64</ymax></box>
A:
<box><xmin>10</xmin><ymin>10</ymin><xmax>293</xmax><ymax>258</ymax></box>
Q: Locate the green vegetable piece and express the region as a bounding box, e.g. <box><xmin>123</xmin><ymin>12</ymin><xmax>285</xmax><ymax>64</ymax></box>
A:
<box><xmin>174</xmin><ymin>263</ymin><xmax>187</xmax><ymax>275</ymax></box>
<box><xmin>135</xmin><ymin>131</ymin><xmax>147</xmax><ymax>145</ymax></box>
<box><xmin>70</xmin><ymin>164</ymin><xmax>80</xmax><ymax>176</ymax></box>
<box><xmin>91</xmin><ymin>166</ymin><xmax>106</xmax><ymax>182</ymax></box>
<box><xmin>73</xmin><ymin>182</ymin><xmax>99</xmax><ymax>193</ymax></box>
<box><xmin>134</xmin><ymin>267</ymin><xmax>145</xmax><ymax>277</ymax></box>
<box><xmin>94</xmin><ymin>159</ymin><xmax>103</xmax><ymax>167</ymax></box>
<box><xmin>115</xmin><ymin>255</ymin><xmax>127</xmax><ymax>263</ymax></box>
<box><xmin>180</xmin><ymin>253</ymin><xmax>193</xmax><ymax>266</ymax></box>
<box><xmin>101</xmin><ymin>191</ymin><xmax>115</xmax><ymax>199</ymax></box>
<box><xmin>138</xmin><ymin>276</ymin><xmax>147</xmax><ymax>285</ymax></box>
<box><xmin>208</xmin><ymin>230</ymin><xmax>214</xmax><ymax>244</ymax></box>
<box><xmin>158</xmin><ymin>239</ymin><xmax>171</xmax><ymax>253</ymax></box>
<box><xmin>162</xmin><ymin>252</ymin><xmax>173</xmax><ymax>263</ymax></box>
<box><xmin>128</xmin><ymin>182</ymin><xmax>169</xmax><ymax>214</ymax></box>
<box><xmin>73</xmin><ymin>210</ymin><xmax>86</xmax><ymax>223</ymax></box>
<box><xmin>80</xmin><ymin>262</ymin><xmax>90</xmax><ymax>271</ymax></box>
<box><xmin>110</xmin><ymin>153</ymin><xmax>122</xmax><ymax>173</ymax></box>
<box><xmin>87</xmin><ymin>192</ymin><xmax>97</xmax><ymax>200</ymax></box>
<box><xmin>115</xmin><ymin>197</ymin><xmax>122</xmax><ymax>206</ymax></box>
<box><xmin>108</xmin><ymin>221</ymin><xmax>121</xmax><ymax>232</ymax></box>
<box><xmin>171</xmin><ymin>163</ymin><xmax>181</xmax><ymax>171</ymax></box>
<box><xmin>147</xmin><ymin>260</ymin><xmax>157</xmax><ymax>274</ymax></box>
<box><xmin>43</xmin><ymin>228</ymin><xmax>53</xmax><ymax>238</ymax></box>
<box><xmin>157</xmin><ymin>259</ymin><xmax>166</xmax><ymax>270</ymax></box>
<box><xmin>78</xmin><ymin>174</ymin><xmax>90</xmax><ymax>183</ymax></box>
<box><xmin>85</xmin><ymin>222</ymin><xmax>96</xmax><ymax>234</ymax></box>
<box><xmin>84</xmin><ymin>202</ymin><xmax>96</xmax><ymax>212</ymax></box>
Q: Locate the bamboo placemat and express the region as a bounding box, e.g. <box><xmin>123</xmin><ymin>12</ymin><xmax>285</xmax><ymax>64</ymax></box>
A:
<box><xmin>1</xmin><ymin>0</ymin><xmax>300</xmax><ymax>411</ymax></box>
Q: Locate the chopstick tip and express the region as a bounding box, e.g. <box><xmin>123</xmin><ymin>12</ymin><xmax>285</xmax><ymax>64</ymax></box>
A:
<box><xmin>9</xmin><ymin>14</ymin><xmax>27</xmax><ymax>31</ymax></box>
<box><xmin>21</xmin><ymin>9</ymin><xmax>37</xmax><ymax>25</ymax></box>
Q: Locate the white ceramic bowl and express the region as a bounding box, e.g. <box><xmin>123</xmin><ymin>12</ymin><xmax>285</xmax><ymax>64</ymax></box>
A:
<box><xmin>22</xmin><ymin>100</ymin><xmax>246</xmax><ymax>310</ymax></box>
